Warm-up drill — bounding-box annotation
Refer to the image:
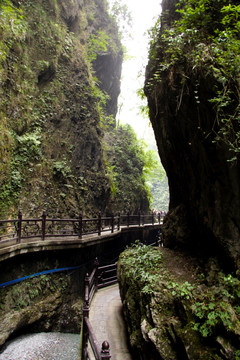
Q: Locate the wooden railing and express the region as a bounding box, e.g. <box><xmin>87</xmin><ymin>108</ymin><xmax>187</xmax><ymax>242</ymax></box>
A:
<box><xmin>81</xmin><ymin>230</ymin><xmax>162</xmax><ymax>360</ymax></box>
<box><xmin>0</xmin><ymin>210</ymin><xmax>163</xmax><ymax>247</ymax></box>
<box><xmin>82</xmin><ymin>258</ymin><xmax>117</xmax><ymax>360</ymax></box>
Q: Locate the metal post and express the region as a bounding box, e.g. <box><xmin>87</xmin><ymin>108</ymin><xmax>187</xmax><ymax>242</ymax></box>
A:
<box><xmin>111</xmin><ymin>213</ymin><xmax>114</xmax><ymax>233</ymax></box>
<box><xmin>98</xmin><ymin>212</ymin><xmax>102</xmax><ymax>236</ymax></box>
<box><xmin>101</xmin><ymin>341</ymin><xmax>111</xmax><ymax>360</ymax></box>
<box><xmin>17</xmin><ymin>209</ymin><xmax>22</xmax><ymax>243</ymax></box>
<box><xmin>78</xmin><ymin>212</ymin><xmax>83</xmax><ymax>239</ymax></box>
<box><xmin>152</xmin><ymin>211</ymin><xmax>154</xmax><ymax>225</ymax></box>
<box><xmin>142</xmin><ymin>212</ymin><xmax>145</xmax><ymax>225</ymax></box>
<box><xmin>127</xmin><ymin>211</ymin><xmax>130</xmax><ymax>227</ymax></box>
<box><xmin>94</xmin><ymin>257</ymin><xmax>99</xmax><ymax>289</ymax></box>
<box><xmin>158</xmin><ymin>212</ymin><xmax>161</xmax><ymax>224</ymax></box>
<box><xmin>42</xmin><ymin>210</ymin><xmax>46</xmax><ymax>240</ymax></box>
<box><xmin>138</xmin><ymin>212</ymin><xmax>141</xmax><ymax>226</ymax></box>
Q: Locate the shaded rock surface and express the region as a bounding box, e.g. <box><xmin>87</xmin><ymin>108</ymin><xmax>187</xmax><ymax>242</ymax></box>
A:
<box><xmin>144</xmin><ymin>0</ymin><xmax>240</xmax><ymax>269</ymax></box>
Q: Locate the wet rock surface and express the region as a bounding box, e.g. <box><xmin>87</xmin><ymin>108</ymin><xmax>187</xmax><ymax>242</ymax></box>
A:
<box><xmin>0</xmin><ymin>332</ymin><xmax>80</xmax><ymax>360</ymax></box>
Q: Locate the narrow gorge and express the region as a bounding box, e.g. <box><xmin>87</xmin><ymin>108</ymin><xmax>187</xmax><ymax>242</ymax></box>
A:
<box><xmin>117</xmin><ymin>0</ymin><xmax>240</xmax><ymax>359</ymax></box>
<box><xmin>1</xmin><ymin>0</ymin><xmax>240</xmax><ymax>359</ymax></box>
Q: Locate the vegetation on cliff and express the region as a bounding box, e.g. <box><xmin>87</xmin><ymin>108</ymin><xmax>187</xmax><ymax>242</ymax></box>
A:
<box><xmin>0</xmin><ymin>0</ymin><xmax>154</xmax><ymax>219</ymax></box>
<box><xmin>0</xmin><ymin>271</ymin><xmax>82</xmax><ymax>346</ymax></box>
<box><xmin>118</xmin><ymin>244</ymin><xmax>240</xmax><ymax>359</ymax></box>
<box><xmin>146</xmin><ymin>0</ymin><xmax>240</xmax><ymax>162</ymax></box>
<box><xmin>117</xmin><ymin>1</ymin><xmax>240</xmax><ymax>358</ymax></box>
<box><xmin>104</xmin><ymin>124</ymin><xmax>161</xmax><ymax>213</ymax></box>
<box><xmin>0</xmin><ymin>0</ymin><xmax>112</xmax><ymax>218</ymax></box>
<box><xmin>144</xmin><ymin>0</ymin><xmax>240</xmax><ymax>268</ymax></box>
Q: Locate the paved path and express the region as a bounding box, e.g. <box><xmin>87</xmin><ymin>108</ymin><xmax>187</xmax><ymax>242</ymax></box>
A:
<box><xmin>89</xmin><ymin>284</ymin><xmax>133</xmax><ymax>360</ymax></box>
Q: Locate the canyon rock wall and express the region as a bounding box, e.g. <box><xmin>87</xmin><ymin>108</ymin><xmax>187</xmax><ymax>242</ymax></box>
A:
<box><xmin>144</xmin><ymin>0</ymin><xmax>240</xmax><ymax>269</ymax></box>
<box><xmin>0</xmin><ymin>0</ymin><xmax>122</xmax><ymax>218</ymax></box>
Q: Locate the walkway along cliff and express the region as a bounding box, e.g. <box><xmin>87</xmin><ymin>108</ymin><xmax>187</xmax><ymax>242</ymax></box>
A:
<box><xmin>0</xmin><ymin>211</ymin><xmax>161</xmax><ymax>349</ymax></box>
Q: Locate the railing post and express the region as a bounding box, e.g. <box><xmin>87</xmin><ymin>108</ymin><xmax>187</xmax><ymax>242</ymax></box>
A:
<box><xmin>82</xmin><ymin>272</ymin><xmax>90</xmax><ymax>360</ymax></box>
<box><xmin>117</xmin><ymin>212</ymin><xmax>120</xmax><ymax>231</ymax></box>
<box><xmin>127</xmin><ymin>211</ymin><xmax>130</xmax><ymax>227</ymax></box>
<box><xmin>138</xmin><ymin>212</ymin><xmax>141</xmax><ymax>226</ymax></box>
<box><xmin>78</xmin><ymin>212</ymin><xmax>83</xmax><ymax>239</ymax></box>
<box><xmin>42</xmin><ymin>210</ymin><xmax>46</xmax><ymax>240</ymax></box>
<box><xmin>98</xmin><ymin>212</ymin><xmax>102</xmax><ymax>236</ymax></box>
<box><xmin>111</xmin><ymin>213</ymin><xmax>114</xmax><ymax>233</ymax></box>
<box><xmin>101</xmin><ymin>341</ymin><xmax>111</xmax><ymax>360</ymax></box>
<box><xmin>84</xmin><ymin>273</ymin><xmax>90</xmax><ymax>317</ymax></box>
<box><xmin>158</xmin><ymin>211</ymin><xmax>161</xmax><ymax>224</ymax></box>
<box><xmin>142</xmin><ymin>212</ymin><xmax>145</xmax><ymax>226</ymax></box>
<box><xmin>17</xmin><ymin>209</ymin><xmax>22</xmax><ymax>243</ymax></box>
<box><xmin>94</xmin><ymin>257</ymin><xmax>99</xmax><ymax>289</ymax></box>
<box><xmin>152</xmin><ymin>211</ymin><xmax>154</xmax><ymax>225</ymax></box>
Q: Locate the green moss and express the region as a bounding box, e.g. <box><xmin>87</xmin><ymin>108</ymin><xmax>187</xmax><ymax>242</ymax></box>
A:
<box><xmin>118</xmin><ymin>245</ymin><xmax>240</xmax><ymax>359</ymax></box>
<box><xmin>0</xmin><ymin>0</ymin><xmax>118</xmax><ymax>218</ymax></box>
<box><xmin>0</xmin><ymin>273</ymin><xmax>70</xmax><ymax>312</ymax></box>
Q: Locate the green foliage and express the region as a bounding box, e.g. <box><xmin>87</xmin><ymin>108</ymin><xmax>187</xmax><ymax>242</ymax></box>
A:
<box><xmin>149</xmin><ymin>175</ymin><xmax>169</xmax><ymax>212</ymax></box>
<box><xmin>104</xmin><ymin>124</ymin><xmax>158</xmax><ymax>212</ymax></box>
<box><xmin>135</xmin><ymin>87</ymin><xmax>169</xmax><ymax>210</ymax></box>
<box><xmin>119</xmin><ymin>243</ymin><xmax>163</xmax><ymax>294</ymax></box>
<box><xmin>53</xmin><ymin>160</ymin><xmax>72</xmax><ymax>181</ymax></box>
<box><xmin>0</xmin><ymin>0</ymin><xmax>27</xmax><ymax>67</ymax></box>
<box><xmin>0</xmin><ymin>273</ymin><xmax>69</xmax><ymax>312</ymax></box>
<box><xmin>108</xmin><ymin>0</ymin><xmax>132</xmax><ymax>41</ymax></box>
<box><xmin>16</xmin><ymin>130</ymin><xmax>42</xmax><ymax>162</ymax></box>
<box><xmin>87</xmin><ymin>29</ymin><xmax>110</xmax><ymax>62</ymax></box>
<box><xmin>0</xmin><ymin>0</ymin><xmax>79</xmax><ymax>215</ymax></box>
<box><xmin>0</xmin><ymin>129</ymin><xmax>43</xmax><ymax>207</ymax></box>
<box><xmin>191</xmin><ymin>271</ymin><xmax>240</xmax><ymax>337</ymax></box>
<box><xmin>119</xmin><ymin>245</ymin><xmax>240</xmax><ymax>347</ymax></box>
<box><xmin>192</xmin><ymin>300</ymin><xmax>236</xmax><ymax>337</ymax></box>
<box><xmin>147</xmin><ymin>0</ymin><xmax>240</xmax><ymax>162</ymax></box>
<box><xmin>90</xmin><ymin>76</ymin><xmax>112</xmax><ymax>127</ymax></box>
<box><xmin>167</xmin><ymin>280</ymin><xmax>194</xmax><ymax>299</ymax></box>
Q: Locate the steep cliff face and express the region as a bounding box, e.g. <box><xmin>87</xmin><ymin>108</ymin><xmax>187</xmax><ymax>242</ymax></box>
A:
<box><xmin>145</xmin><ymin>0</ymin><xmax>240</xmax><ymax>269</ymax></box>
<box><xmin>0</xmin><ymin>0</ymin><xmax>123</xmax><ymax>218</ymax></box>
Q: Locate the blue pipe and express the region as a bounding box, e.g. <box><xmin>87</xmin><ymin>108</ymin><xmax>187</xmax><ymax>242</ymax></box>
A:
<box><xmin>0</xmin><ymin>265</ymin><xmax>83</xmax><ymax>289</ymax></box>
<box><xmin>0</xmin><ymin>241</ymin><xmax>131</xmax><ymax>289</ymax></box>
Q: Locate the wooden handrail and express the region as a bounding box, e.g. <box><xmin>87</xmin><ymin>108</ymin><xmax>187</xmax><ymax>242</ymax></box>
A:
<box><xmin>81</xmin><ymin>229</ymin><xmax>164</xmax><ymax>360</ymax></box>
<box><xmin>82</xmin><ymin>258</ymin><xmax>114</xmax><ymax>360</ymax></box>
<box><xmin>0</xmin><ymin>210</ymin><xmax>164</xmax><ymax>247</ymax></box>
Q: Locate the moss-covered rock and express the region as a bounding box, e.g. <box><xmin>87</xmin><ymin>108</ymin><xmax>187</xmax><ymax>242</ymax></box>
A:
<box><xmin>0</xmin><ymin>0</ymin><xmax>123</xmax><ymax>218</ymax></box>
<box><xmin>118</xmin><ymin>244</ymin><xmax>240</xmax><ymax>359</ymax></box>
<box><xmin>0</xmin><ymin>272</ymin><xmax>82</xmax><ymax>347</ymax></box>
